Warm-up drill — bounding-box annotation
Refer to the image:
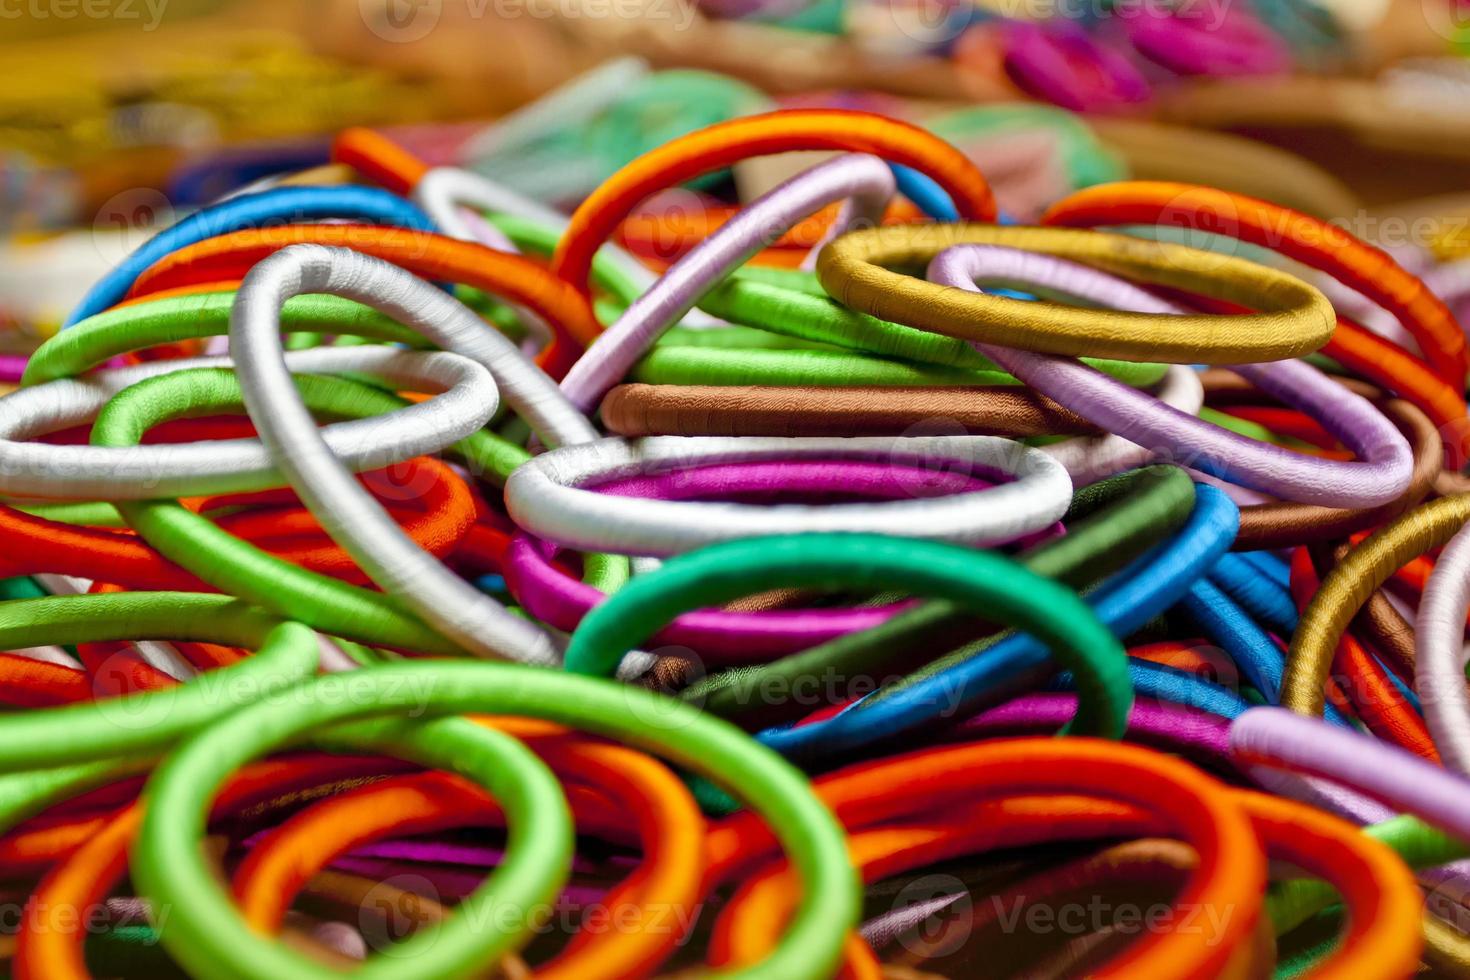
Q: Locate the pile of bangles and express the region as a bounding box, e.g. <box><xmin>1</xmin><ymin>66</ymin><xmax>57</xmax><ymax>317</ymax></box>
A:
<box><xmin>6</xmin><ymin>106</ymin><xmax>1470</xmax><ymax>979</ymax></box>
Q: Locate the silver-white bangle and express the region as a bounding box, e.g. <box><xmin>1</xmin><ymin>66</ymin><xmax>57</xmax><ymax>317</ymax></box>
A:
<box><xmin>504</xmin><ymin>434</ymin><xmax>1073</xmax><ymax>557</ymax></box>
<box><xmin>231</xmin><ymin>244</ymin><xmax>558</xmax><ymax>665</ymax></box>
<box><xmin>0</xmin><ymin>345</ymin><xmax>495</xmax><ymax>500</ymax></box>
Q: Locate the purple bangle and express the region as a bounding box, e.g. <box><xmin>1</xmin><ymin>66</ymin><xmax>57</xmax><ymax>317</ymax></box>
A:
<box><xmin>1126</xmin><ymin>9</ymin><xmax>1290</xmax><ymax>78</ymax></box>
<box><xmin>927</xmin><ymin>244</ymin><xmax>1414</xmax><ymax>508</ymax></box>
<box><xmin>505</xmin><ymin>459</ymin><xmax>1060</xmax><ymax>661</ymax></box>
<box><xmin>1001</xmin><ymin>21</ymin><xmax>1152</xmax><ymax>113</ymax></box>
<box><xmin>951</xmin><ymin>693</ymin><xmax>1235</xmax><ymax>774</ymax></box>
<box><xmin>1231</xmin><ymin>707</ymin><xmax>1470</xmax><ymax>841</ymax></box>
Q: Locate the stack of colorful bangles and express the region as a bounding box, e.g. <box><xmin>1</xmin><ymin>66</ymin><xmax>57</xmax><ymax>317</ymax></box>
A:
<box><xmin>6</xmin><ymin>105</ymin><xmax>1470</xmax><ymax>979</ymax></box>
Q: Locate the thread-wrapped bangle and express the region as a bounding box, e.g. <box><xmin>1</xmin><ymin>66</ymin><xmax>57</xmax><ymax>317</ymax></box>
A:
<box><xmin>557</xmin><ymin>154</ymin><xmax>895</xmax><ymax>413</ymax></box>
<box><xmin>505</xmin><ymin>435</ymin><xmax>1072</xmax><ymax>557</ymax></box>
<box><xmin>816</xmin><ymin>223</ymin><xmax>1335</xmax><ymax>364</ymax></box>
<box><xmin>550</xmin><ymin>108</ymin><xmax>998</xmax><ymax>297</ymax></box>
<box><xmin>926</xmin><ymin>243</ymin><xmax>1412</xmax><ymax>507</ymax></box>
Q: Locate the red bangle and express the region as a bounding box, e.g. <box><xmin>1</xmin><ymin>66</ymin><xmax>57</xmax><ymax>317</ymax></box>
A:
<box><xmin>1043</xmin><ymin>181</ymin><xmax>1470</xmax><ymax>389</ymax></box>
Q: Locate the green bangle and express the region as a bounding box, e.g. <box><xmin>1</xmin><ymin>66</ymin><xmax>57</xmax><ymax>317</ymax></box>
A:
<box><xmin>134</xmin><ymin>662</ymin><xmax>858</xmax><ymax>980</ymax></box>
<box><xmin>0</xmin><ymin>592</ymin><xmax>317</xmax><ymax>774</ymax></box>
<box><xmin>22</xmin><ymin>292</ymin><xmax>424</xmax><ymax>386</ymax></box>
<box><xmin>0</xmin><ymin>757</ymin><xmax>152</xmax><ymax>835</ymax></box>
<box><xmin>630</xmin><ymin>345</ymin><xmax>1022</xmax><ymax>388</ymax></box>
<box><xmin>140</xmin><ymin>704</ymin><xmax>572</xmax><ymax>980</ymax></box>
<box><xmin>698</xmin><ymin>266</ymin><xmax>1169</xmax><ymax>388</ymax></box>
<box><xmin>565</xmin><ymin>533</ymin><xmax>1134</xmax><ymax>739</ymax></box>
<box><xmin>486</xmin><ymin>211</ymin><xmax>645</xmax><ymax>308</ymax></box>
<box><xmin>688</xmin><ymin>466</ymin><xmax>1194</xmax><ymax>726</ymax></box>
<box><xmin>93</xmin><ymin>369</ymin><xmax>476</xmax><ymax>655</ymax></box>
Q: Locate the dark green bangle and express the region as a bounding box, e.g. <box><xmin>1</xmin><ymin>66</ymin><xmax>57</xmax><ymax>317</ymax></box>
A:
<box><xmin>687</xmin><ymin>466</ymin><xmax>1195</xmax><ymax>728</ymax></box>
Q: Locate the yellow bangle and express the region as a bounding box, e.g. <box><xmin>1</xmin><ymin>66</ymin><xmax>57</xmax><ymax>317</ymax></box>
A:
<box><xmin>816</xmin><ymin>223</ymin><xmax>1335</xmax><ymax>364</ymax></box>
<box><xmin>1284</xmin><ymin>494</ymin><xmax>1470</xmax><ymax>716</ymax></box>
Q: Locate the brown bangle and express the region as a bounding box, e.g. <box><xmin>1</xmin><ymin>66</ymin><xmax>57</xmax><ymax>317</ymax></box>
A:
<box><xmin>598</xmin><ymin>384</ymin><xmax>1098</xmax><ymax>439</ymax></box>
<box><xmin>1200</xmin><ymin>370</ymin><xmax>1440</xmax><ymax>550</ymax></box>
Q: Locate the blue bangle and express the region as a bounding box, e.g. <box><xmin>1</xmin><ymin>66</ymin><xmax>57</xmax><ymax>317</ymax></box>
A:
<box><xmin>65</xmin><ymin>185</ymin><xmax>436</xmax><ymax>327</ymax></box>
<box><xmin>1235</xmin><ymin>548</ymin><xmax>1293</xmax><ymax>590</ymax></box>
<box><xmin>1209</xmin><ymin>552</ymin><xmax>1299</xmax><ymax>635</ymax></box>
<box><xmin>1049</xmin><ymin>659</ymin><xmax>1255</xmax><ymax>720</ymax></box>
<box><xmin>1182</xmin><ymin>577</ymin><xmax>1350</xmax><ymax>726</ymax></box>
<box><xmin>757</xmin><ymin>483</ymin><xmax>1240</xmax><ymax>765</ymax></box>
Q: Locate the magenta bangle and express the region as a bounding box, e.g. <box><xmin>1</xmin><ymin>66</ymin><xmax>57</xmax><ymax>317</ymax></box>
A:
<box><xmin>1001</xmin><ymin>21</ymin><xmax>1152</xmax><ymax>112</ymax></box>
<box><xmin>926</xmin><ymin>244</ymin><xmax>1415</xmax><ymax>508</ymax></box>
<box><xmin>0</xmin><ymin>355</ymin><xmax>28</xmax><ymax>383</ymax></box>
<box><xmin>503</xmin><ymin>459</ymin><xmax>1055</xmax><ymax>661</ymax></box>
<box><xmin>952</xmin><ymin>693</ymin><xmax>1234</xmax><ymax>774</ymax></box>
<box><xmin>1231</xmin><ymin>707</ymin><xmax>1470</xmax><ymax>841</ymax></box>
<box><xmin>1126</xmin><ymin>10</ymin><xmax>1290</xmax><ymax>77</ymax></box>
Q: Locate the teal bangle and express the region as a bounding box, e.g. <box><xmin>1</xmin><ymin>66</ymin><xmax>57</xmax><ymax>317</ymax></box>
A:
<box><xmin>0</xmin><ymin>592</ymin><xmax>317</xmax><ymax>774</ymax></box>
<box><xmin>134</xmin><ymin>661</ymin><xmax>858</xmax><ymax>980</ymax></box>
<box><xmin>696</xmin><ymin>266</ymin><xmax>1169</xmax><ymax>388</ymax></box>
<box><xmin>565</xmin><ymin>533</ymin><xmax>1134</xmax><ymax>738</ymax></box>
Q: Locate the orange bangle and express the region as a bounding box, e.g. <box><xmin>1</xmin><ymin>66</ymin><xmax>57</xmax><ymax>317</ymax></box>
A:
<box><xmin>714</xmin><ymin>788</ymin><xmax>1418</xmax><ymax>980</ymax></box>
<box><xmin>705</xmin><ymin>738</ymin><xmax>1264</xmax><ymax>980</ymax></box>
<box><xmin>1042</xmin><ymin>181</ymin><xmax>1470</xmax><ymax>389</ymax></box>
<box><xmin>551</xmin><ymin>109</ymin><xmax>997</xmax><ymax>298</ymax></box>
<box><xmin>331</xmin><ymin>127</ymin><xmax>430</xmax><ymax>196</ymax></box>
<box><xmin>120</xmin><ymin>225</ymin><xmax>599</xmax><ymax>378</ymax></box>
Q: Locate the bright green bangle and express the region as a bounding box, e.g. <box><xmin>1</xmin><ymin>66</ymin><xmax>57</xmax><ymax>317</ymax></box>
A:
<box><xmin>91</xmin><ymin>368</ymin><xmax>628</xmax><ymax>646</ymax></box>
<box><xmin>690</xmin><ymin>466</ymin><xmax>1194</xmax><ymax>727</ymax></box>
<box><xmin>698</xmin><ymin>267</ymin><xmax>1169</xmax><ymax>388</ymax></box>
<box><xmin>93</xmin><ymin>369</ymin><xmax>475</xmax><ymax>655</ymax></box>
<box><xmin>0</xmin><ymin>592</ymin><xmax>317</xmax><ymax>774</ymax></box>
<box><xmin>486</xmin><ymin>211</ymin><xmax>645</xmax><ymax>308</ymax></box>
<box><xmin>134</xmin><ymin>662</ymin><xmax>858</xmax><ymax>980</ymax></box>
<box><xmin>22</xmin><ymin>292</ymin><xmax>424</xmax><ymax>386</ymax></box>
<box><xmin>565</xmin><ymin>533</ymin><xmax>1133</xmax><ymax>739</ymax></box>
<box><xmin>630</xmin><ymin>345</ymin><xmax>1022</xmax><ymax>388</ymax></box>
<box><xmin>139</xmin><ymin>704</ymin><xmax>572</xmax><ymax>980</ymax></box>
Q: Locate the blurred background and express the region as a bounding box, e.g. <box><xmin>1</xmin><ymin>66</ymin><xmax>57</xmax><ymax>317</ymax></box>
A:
<box><xmin>2</xmin><ymin>0</ymin><xmax>1469</xmax><ymax>338</ymax></box>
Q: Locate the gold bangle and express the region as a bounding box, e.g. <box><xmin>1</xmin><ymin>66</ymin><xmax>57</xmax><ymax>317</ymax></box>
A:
<box><xmin>1284</xmin><ymin>494</ymin><xmax>1470</xmax><ymax>716</ymax></box>
<box><xmin>815</xmin><ymin>224</ymin><xmax>1335</xmax><ymax>364</ymax></box>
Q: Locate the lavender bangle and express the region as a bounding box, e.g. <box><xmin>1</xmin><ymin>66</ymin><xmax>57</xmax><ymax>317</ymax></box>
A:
<box><xmin>1231</xmin><ymin>707</ymin><xmax>1470</xmax><ymax>841</ymax></box>
<box><xmin>504</xmin><ymin>435</ymin><xmax>1072</xmax><ymax>557</ymax></box>
<box><xmin>558</xmin><ymin>153</ymin><xmax>894</xmax><ymax>412</ymax></box>
<box><xmin>1416</xmin><ymin>522</ymin><xmax>1470</xmax><ymax>775</ymax></box>
<box><xmin>506</xmin><ymin>460</ymin><xmax>1036</xmax><ymax>660</ymax></box>
<box><xmin>927</xmin><ymin>244</ymin><xmax>1414</xmax><ymax>507</ymax></box>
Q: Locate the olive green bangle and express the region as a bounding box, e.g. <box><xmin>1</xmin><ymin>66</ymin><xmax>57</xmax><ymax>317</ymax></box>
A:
<box><xmin>816</xmin><ymin>224</ymin><xmax>1335</xmax><ymax>364</ymax></box>
<box><xmin>135</xmin><ymin>662</ymin><xmax>858</xmax><ymax>980</ymax></box>
<box><xmin>688</xmin><ymin>466</ymin><xmax>1194</xmax><ymax>727</ymax></box>
<box><xmin>1284</xmin><ymin>495</ymin><xmax>1470</xmax><ymax>717</ymax></box>
<box><xmin>566</xmin><ymin>533</ymin><xmax>1133</xmax><ymax>739</ymax></box>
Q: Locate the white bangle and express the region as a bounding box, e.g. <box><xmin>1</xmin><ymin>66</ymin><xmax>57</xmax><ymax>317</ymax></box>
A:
<box><xmin>232</xmin><ymin>244</ymin><xmax>558</xmax><ymax>665</ymax></box>
<box><xmin>504</xmin><ymin>434</ymin><xmax>1072</xmax><ymax>557</ymax></box>
<box><xmin>0</xmin><ymin>345</ymin><xmax>494</xmax><ymax>500</ymax></box>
